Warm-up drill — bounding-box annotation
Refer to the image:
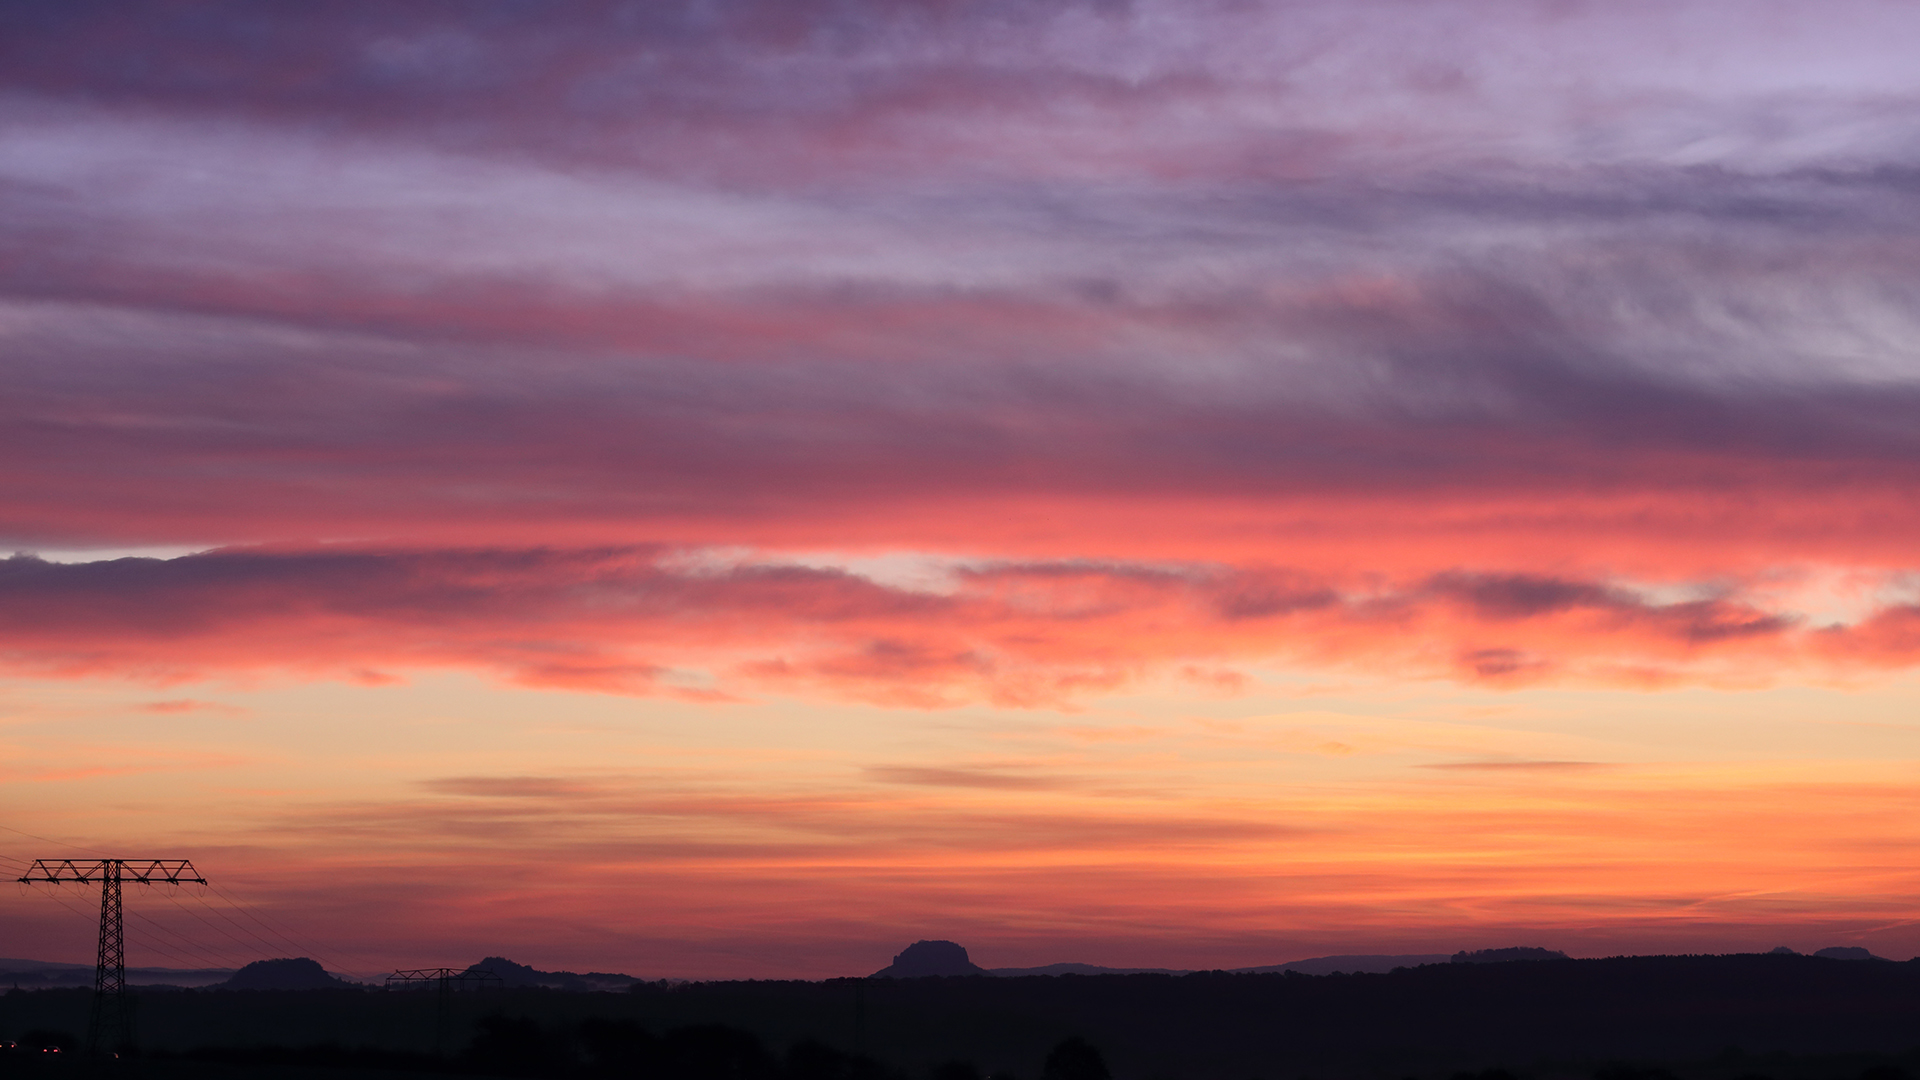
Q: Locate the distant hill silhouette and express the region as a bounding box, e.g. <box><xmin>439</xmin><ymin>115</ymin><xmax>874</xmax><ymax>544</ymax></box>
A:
<box><xmin>914</xmin><ymin>948</ymin><xmax>1548</xmax><ymax>979</ymax></box>
<box><xmin>1</xmin><ymin>957</ymin><xmax>233</xmax><ymax>989</ymax></box>
<box><xmin>941</xmin><ymin>943</ymin><xmax>1897</xmax><ymax>978</ymax></box>
<box><xmin>1814</xmin><ymin>946</ymin><xmax>1885</xmax><ymax>960</ymax></box>
<box><xmin>223</xmin><ymin>957</ymin><xmax>351</xmax><ymax>990</ymax></box>
<box><xmin>464</xmin><ymin>956</ymin><xmax>639</xmax><ymax>991</ymax></box>
<box><xmin>872</xmin><ymin>941</ymin><xmax>987</xmax><ymax>978</ymax></box>
<box><xmin>991</xmin><ymin>956</ymin><xmax>1454</xmax><ymax>977</ymax></box>
<box><xmin>1235</xmin><ymin>954</ymin><xmax>1453</xmax><ymax>976</ymax></box>
<box><xmin>1452</xmin><ymin>947</ymin><xmax>1569</xmax><ymax>963</ymax></box>
<box><xmin>51</xmin><ymin>951</ymin><xmax>1920</xmax><ymax>1080</ymax></box>
<box><xmin>991</xmin><ymin>962</ymin><xmax>1192</xmax><ymax>977</ymax></box>
<box><xmin>11</xmin><ymin>951</ymin><xmax>1920</xmax><ymax>1080</ymax></box>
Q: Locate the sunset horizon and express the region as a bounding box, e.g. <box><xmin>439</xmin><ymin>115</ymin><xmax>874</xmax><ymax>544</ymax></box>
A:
<box><xmin>5</xmin><ymin>0</ymin><xmax>1920</xmax><ymax>984</ymax></box>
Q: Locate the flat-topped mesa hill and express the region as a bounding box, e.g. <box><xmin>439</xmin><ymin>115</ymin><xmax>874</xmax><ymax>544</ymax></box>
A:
<box><xmin>210</xmin><ymin>955</ymin><xmax>640</xmax><ymax>992</ymax></box>
<box><xmin>1812</xmin><ymin>946</ymin><xmax>1887</xmax><ymax>960</ymax></box>
<box><xmin>222</xmin><ymin>957</ymin><xmax>354</xmax><ymax>990</ymax></box>
<box><xmin>869</xmin><ymin>942</ymin><xmax>1568</xmax><ymax>979</ymax></box>
<box><xmin>863</xmin><ymin>940</ymin><xmax>1890</xmax><ymax>982</ymax></box>
<box><xmin>464</xmin><ymin>956</ymin><xmax>640</xmax><ymax>992</ymax></box>
<box><xmin>872</xmin><ymin>940</ymin><xmax>989</xmax><ymax>978</ymax></box>
<box><xmin>8</xmin><ymin>949</ymin><xmax>1920</xmax><ymax>1080</ymax></box>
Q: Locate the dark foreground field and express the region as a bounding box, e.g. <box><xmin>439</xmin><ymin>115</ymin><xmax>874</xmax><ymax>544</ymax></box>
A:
<box><xmin>5</xmin><ymin>954</ymin><xmax>1920</xmax><ymax>1080</ymax></box>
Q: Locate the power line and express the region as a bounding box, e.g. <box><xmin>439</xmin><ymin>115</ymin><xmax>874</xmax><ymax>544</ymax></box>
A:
<box><xmin>5</xmin><ymin>831</ymin><xmax>373</xmax><ymax>979</ymax></box>
<box><xmin>121</xmin><ymin>907</ymin><xmax>241</xmax><ymax>973</ymax></box>
<box><xmin>135</xmin><ymin>899</ymin><xmax>254</xmax><ymax>970</ymax></box>
<box><xmin>17</xmin><ymin>869</ymin><xmax>242</xmax><ymax>972</ymax></box>
<box><xmin>183</xmin><ymin>888</ymin><xmax>307</xmax><ymax>959</ymax></box>
<box><xmin>166</xmin><ymin>888</ymin><xmax>281</xmax><ymax>962</ymax></box>
<box><xmin>198</xmin><ymin>881</ymin><xmax>377</xmax><ymax>981</ymax></box>
<box><xmin>120</xmin><ymin>934</ymin><xmax>207</xmax><ymax>973</ymax></box>
<box><xmin>37</xmin><ymin>883</ymin><xmax>98</xmax><ymax>923</ymax></box>
<box><xmin>35</xmin><ymin>881</ymin><xmax>242</xmax><ymax>974</ymax></box>
<box><xmin>0</xmin><ymin>824</ymin><xmax>110</xmax><ymax>857</ymax></box>
<box><xmin>16</xmin><ymin>858</ymin><xmax>206</xmax><ymax>1056</ymax></box>
<box><xmin>204</xmin><ymin>881</ymin><xmax>317</xmax><ymax>953</ymax></box>
<box><xmin>9</xmin><ymin>834</ymin><xmax>382</xmax><ymax>983</ymax></box>
<box><xmin>29</xmin><ymin>888</ymin><xmax>234</xmax><ymax>975</ymax></box>
<box><xmin>130</xmin><ymin>921</ymin><xmax>235</xmax><ymax>972</ymax></box>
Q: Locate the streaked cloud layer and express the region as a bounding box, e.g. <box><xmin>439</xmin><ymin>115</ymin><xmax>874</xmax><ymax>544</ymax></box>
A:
<box><xmin>6</xmin><ymin>548</ymin><xmax>1920</xmax><ymax>703</ymax></box>
<box><xmin>4</xmin><ymin>1</ymin><xmax>1920</xmax><ymax>975</ymax></box>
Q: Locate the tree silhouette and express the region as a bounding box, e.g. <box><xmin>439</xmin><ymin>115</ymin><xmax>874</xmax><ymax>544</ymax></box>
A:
<box><xmin>1043</xmin><ymin>1038</ymin><xmax>1110</xmax><ymax>1080</ymax></box>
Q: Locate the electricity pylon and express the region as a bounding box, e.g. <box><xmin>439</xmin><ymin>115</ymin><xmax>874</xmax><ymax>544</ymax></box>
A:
<box><xmin>386</xmin><ymin>967</ymin><xmax>503</xmax><ymax>1055</ymax></box>
<box><xmin>18</xmin><ymin>858</ymin><xmax>207</xmax><ymax>1055</ymax></box>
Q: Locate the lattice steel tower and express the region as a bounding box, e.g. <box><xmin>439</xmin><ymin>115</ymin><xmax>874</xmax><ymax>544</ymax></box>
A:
<box><xmin>18</xmin><ymin>858</ymin><xmax>207</xmax><ymax>1055</ymax></box>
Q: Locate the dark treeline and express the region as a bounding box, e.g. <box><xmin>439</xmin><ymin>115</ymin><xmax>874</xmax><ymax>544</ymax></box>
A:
<box><xmin>5</xmin><ymin>955</ymin><xmax>1920</xmax><ymax>1079</ymax></box>
<box><xmin>150</xmin><ymin>1020</ymin><xmax>962</xmax><ymax>1080</ymax></box>
<box><xmin>1</xmin><ymin>1015</ymin><xmax>1111</xmax><ymax>1080</ymax></box>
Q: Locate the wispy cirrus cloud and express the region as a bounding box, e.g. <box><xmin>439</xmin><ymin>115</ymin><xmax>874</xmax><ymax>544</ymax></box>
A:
<box><xmin>8</xmin><ymin>0</ymin><xmax>1920</xmax><ymax>973</ymax></box>
<box><xmin>864</xmin><ymin>766</ymin><xmax>1077</xmax><ymax>791</ymax></box>
<box><xmin>37</xmin><ymin>762</ymin><xmax>1914</xmax><ymax>977</ymax></box>
<box><xmin>1419</xmin><ymin>761</ymin><xmax>1615</xmax><ymax>773</ymax></box>
<box><xmin>136</xmin><ymin>698</ymin><xmax>248</xmax><ymax>716</ymax></box>
<box><xmin>3</xmin><ymin>4</ymin><xmax>1920</xmax><ymax>577</ymax></box>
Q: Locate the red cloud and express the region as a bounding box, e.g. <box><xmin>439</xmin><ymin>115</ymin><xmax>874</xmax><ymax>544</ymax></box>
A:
<box><xmin>0</xmin><ymin>547</ymin><xmax>1908</xmax><ymax>705</ymax></box>
<box><xmin>4</xmin><ymin>0</ymin><xmax>1920</xmax><ymax>709</ymax></box>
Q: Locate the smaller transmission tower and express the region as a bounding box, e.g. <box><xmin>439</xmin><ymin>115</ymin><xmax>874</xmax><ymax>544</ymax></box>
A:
<box><xmin>18</xmin><ymin>858</ymin><xmax>207</xmax><ymax>1055</ymax></box>
<box><xmin>387</xmin><ymin>967</ymin><xmax>503</xmax><ymax>1055</ymax></box>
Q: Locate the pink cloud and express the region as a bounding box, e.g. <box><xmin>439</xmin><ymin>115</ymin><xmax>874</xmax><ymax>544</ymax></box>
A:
<box><xmin>9</xmin><ymin>0</ymin><xmax>1920</xmax><ymax>978</ymax></box>
<box><xmin>0</xmin><ymin>547</ymin><xmax>1911</xmax><ymax>704</ymax></box>
<box><xmin>136</xmin><ymin>698</ymin><xmax>248</xmax><ymax>716</ymax></box>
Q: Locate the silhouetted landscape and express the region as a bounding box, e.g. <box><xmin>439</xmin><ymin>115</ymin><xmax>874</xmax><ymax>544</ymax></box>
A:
<box><xmin>8</xmin><ymin>1</ymin><xmax>1920</xmax><ymax>1074</ymax></box>
<box><xmin>6</xmin><ymin>947</ymin><xmax>1920</xmax><ymax>1079</ymax></box>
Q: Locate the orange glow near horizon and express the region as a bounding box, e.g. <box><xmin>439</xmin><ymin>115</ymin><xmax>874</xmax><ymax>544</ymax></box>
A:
<box><xmin>6</xmin><ymin>0</ymin><xmax>1920</xmax><ymax>981</ymax></box>
<box><xmin>6</xmin><ymin>668</ymin><xmax>1920</xmax><ymax>978</ymax></box>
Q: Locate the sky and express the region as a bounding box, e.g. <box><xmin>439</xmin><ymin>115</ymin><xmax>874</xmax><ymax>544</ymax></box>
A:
<box><xmin>3</xmin><ymin>0</ymin><xmax>1920</xmax><ymax>980</ymax></box>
